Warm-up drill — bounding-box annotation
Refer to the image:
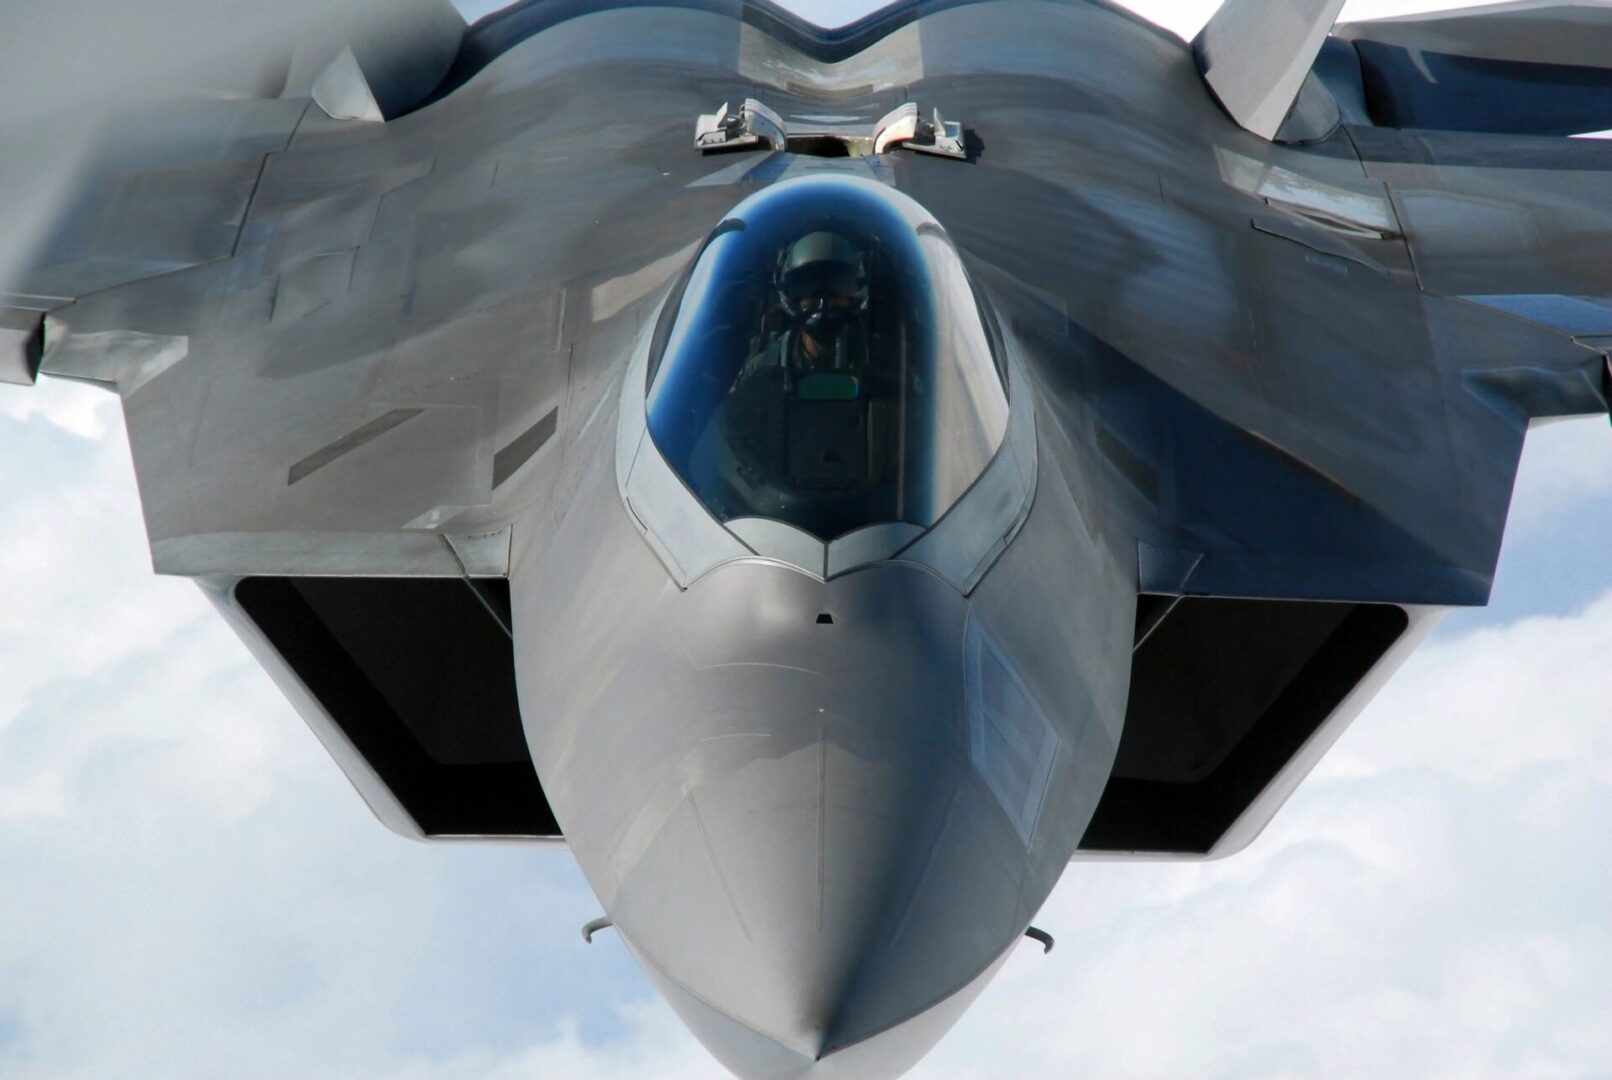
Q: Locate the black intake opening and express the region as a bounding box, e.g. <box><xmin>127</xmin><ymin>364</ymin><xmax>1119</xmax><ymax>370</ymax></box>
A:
<box><xmin>235</xmin><ymin>576</ymin><xmax>558</xmax><ymax>838</ymax></box>
<box><xmin>784</xmin><ymin>135</ymin><xmax>853</xmax><ymax>157</ymax></box>
<box><xmin>1081</xmin><ymin>596</ymin><xmax>1408</xmax><ymax>855</ymax></box>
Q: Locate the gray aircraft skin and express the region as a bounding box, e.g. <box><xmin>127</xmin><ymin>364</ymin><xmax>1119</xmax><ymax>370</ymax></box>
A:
<box><xmin>4</xmin><ymin>0</ymin><xmax>1612</xmax><ymax>1075</ymax></box>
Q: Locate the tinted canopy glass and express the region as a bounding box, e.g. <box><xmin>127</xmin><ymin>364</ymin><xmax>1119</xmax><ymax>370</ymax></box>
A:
<box><xmin>646</xmin><ymin>175</ymin><xmax>1009</xmax><ymax>542</ymax></box>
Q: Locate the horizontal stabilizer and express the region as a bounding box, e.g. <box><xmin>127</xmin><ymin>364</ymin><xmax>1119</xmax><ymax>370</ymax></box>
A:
<box><xmin>1194</xmin><ymin>0</ymin><xmax>1347</xmax><ymax>140</ymax></box>
<box><xmin>1339</xmin><ymin>2</ymin><xmax>1612</xmax><ymax>136</ymax></box>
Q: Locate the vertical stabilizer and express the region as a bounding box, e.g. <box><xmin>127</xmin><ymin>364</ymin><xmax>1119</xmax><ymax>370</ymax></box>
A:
<box><xmin>310</xmin><ymin>0</ymin><xmax>465</xmax><ymax>122</ymax></box>
<box><xmin>1194</xmin><ymin>0</ymin><xmax>1346</xmax><ymax>139</ymax></box>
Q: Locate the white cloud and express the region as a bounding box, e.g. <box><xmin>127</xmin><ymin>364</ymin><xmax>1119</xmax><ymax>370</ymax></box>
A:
<box><xmin>379</xmin><ymin>1007</ymin><xmax>718</xmax><ymax>1080</ymax></box>
<box><xmin>0</xmin><ymin>387</ymin><xmax>202</xmax><ymax>737</ymax></box>
<box><xmin>0</xmin><ymin>380</ymin><xmax>116</xmax><ymax>441</ymax></box>
<box><xmin>1503</xmin><ymin>419</ymin><xmax>1612</xmax><ymax>539</ymax></box>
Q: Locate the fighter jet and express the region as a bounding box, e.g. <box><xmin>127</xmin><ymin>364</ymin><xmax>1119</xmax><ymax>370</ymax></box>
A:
<box><xmin>3</xmin><ymin>0</ymin><xmax>1610</xmax><ymax>1074</ymax></box>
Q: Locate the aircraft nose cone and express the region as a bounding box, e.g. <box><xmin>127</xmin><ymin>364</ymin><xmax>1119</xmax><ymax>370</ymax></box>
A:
<box><xmin>609</xmin><ymin>703</ymin><xmax>1031</xmax><ymax>1078</ymax></box>
<box><xmin>518</xmin><ymin>561</ymin><xmax>1108</xmax><ymax>1078</ymax></box>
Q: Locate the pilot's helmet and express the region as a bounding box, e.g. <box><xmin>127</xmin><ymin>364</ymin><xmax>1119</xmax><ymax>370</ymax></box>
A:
<box><xmin>779</xmin><ymin>231</ymin><xmax>862</xmax><ymax>319</ymax></box>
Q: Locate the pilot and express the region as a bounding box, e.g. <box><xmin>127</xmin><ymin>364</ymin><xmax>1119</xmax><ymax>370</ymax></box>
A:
<box><xmin>723</xmin><ymin>231</ymin><xmax>871</xmax><ymax>493</ymax></box>
<box><xmin>745</xmin><ymin>231</ymin><xmax>869</xmax><ymax>390</ymax></box>
<box><xmin>712</xmin><ymin>228</ymin><xmax>876</xmax><ymax>509</ymax></box>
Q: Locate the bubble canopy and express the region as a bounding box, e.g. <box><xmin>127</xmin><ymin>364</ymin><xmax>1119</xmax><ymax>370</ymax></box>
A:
<box><xmin>645</xmin><ymin>176</ymin><xmax>1011</xmax><ymax>543</ymax></box>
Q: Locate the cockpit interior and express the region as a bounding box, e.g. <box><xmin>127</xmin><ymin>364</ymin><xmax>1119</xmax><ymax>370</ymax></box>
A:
<box><xmin>646</xmin><ymin>176</ymin><xmax>1010</xmax><ymax>542</ymax></box>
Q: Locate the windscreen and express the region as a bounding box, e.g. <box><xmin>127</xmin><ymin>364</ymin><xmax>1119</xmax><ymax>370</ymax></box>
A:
<box><xmin>646</xmin><ymin>176</ymin><xmax>1009</xmax><ymax>542</ymax></box>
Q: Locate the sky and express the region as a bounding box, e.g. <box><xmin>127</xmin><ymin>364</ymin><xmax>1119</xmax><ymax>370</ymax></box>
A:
<box><xmin>3</xmin><ymin>2</ymin><xmax>1612</xmax><ymax>1078</ymax></box>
